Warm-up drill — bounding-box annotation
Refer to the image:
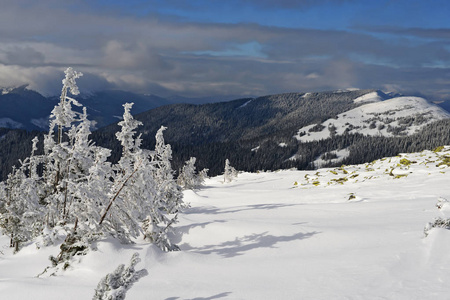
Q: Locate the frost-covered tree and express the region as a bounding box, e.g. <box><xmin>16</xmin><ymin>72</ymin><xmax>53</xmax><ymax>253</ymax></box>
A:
<box><xmin>98</xmin><ymin>105</ymin><xmax>181</xmax><ymax>250</ymax></box>
<box><xmin>177</xmin><ymin>157</ymin><xmax>208</xmax><ymax>190</ymax></box>
<box><xmin>56</xmin><ymin>67</ymin><xmax>83</xmax><ymax>144</ymax></box>
<box><xmin>98</xmin><ymin>102</ymin><xmax>149</xmax><ymax>240</ymax></box>
<box><xmin>66</xmin><ymin>108</ymin><xmax>114</xmax><ymax>236</ymax></box>
<box><xmin>152</xmin><ymin>126</ymin><xmax>184</xmax><ymax>214</ymax></box>
<box><xmin>42</xmin><ymin>67</ymin><xmax>85</xmax><ymax>227</ymax></box>
<box><xmin>223</xmin><ymin>159</ymin><xmax>238</xmax><ymax>183</ymax></box>
<box><xmin>0</xmin><ymin>68</ymin><xmax>184</xmax><ymax>258</ymax></box>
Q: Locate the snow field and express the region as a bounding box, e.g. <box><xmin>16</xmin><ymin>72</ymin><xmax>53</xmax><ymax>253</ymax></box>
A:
<box><xmin>2</xmin><ymin>148</ymin><xmax>450</xmax><ymax>299</ymax></box>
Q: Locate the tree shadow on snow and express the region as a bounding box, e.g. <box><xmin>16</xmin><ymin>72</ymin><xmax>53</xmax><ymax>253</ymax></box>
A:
<box><xmin>184</xmin><ymin>203</ymin><xmax>302</xmax><ymax>216</ymax></box>
<box><xmin>170</xmin><ymin>220</ymin><xmax>228</xmax><ymax>245</ymax></box>
<box><xmin>180</xmin><ymin>231</ymin><xmax>319</xmax><ymax>258</ymax></box>
<box><xmin>165</xmin><ymin>292</ymin><xmax>232</xmax><ymax>300</ymax></box>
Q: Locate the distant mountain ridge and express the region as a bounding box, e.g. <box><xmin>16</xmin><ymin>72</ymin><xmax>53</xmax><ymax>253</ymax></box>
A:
<box><xmin>0</xmin><ymin>86</ymin><xmax>257</xmax><ymax>131</ymax></box>
<box><xmin>0</xmin><ymin>86</ymin><xmax>173</xmax><ymax>130</ymax></box>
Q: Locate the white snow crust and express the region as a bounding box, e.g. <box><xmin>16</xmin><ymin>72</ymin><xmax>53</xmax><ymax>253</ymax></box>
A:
<box><xmin>2</xmin><ymin>147</ymin><xmax>450</xmax><ymax>299</ymax></box>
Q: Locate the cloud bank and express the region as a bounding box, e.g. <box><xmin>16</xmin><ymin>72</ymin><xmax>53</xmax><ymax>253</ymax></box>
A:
<box><xmin>0</xmin><ymin>0</ymin><xmax>449</xmax><ymax>101</ymax></box>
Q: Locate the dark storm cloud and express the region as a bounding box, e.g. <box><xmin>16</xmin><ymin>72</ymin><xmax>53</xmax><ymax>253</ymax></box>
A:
<box><xmin>1</xmin><ymin>46</ymin><xmax>45</xmax><ymax>65</ymax></box>
<box><xmin>0</xmin><ymin>0</ymin><xmax>448</xmax><ymax>101</ymax></box>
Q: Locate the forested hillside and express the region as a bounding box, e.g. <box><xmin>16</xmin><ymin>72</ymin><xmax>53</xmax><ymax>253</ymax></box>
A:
<box><xmin>95</xmin><ymin>89</ymin><xmax>374</xmax><ymax>145</ymax></box>
<box><xmin>1</xmin><ymin>89</ymin><xmax>450</xmax><ymax>180</ymax></box>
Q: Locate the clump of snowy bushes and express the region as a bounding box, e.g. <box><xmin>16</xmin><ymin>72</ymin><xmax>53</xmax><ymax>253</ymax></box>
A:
<box><xmin>424</xmin><ymin>197</ymin><xmax>450</xmax><ymax>237</ymax></box>
<box><xmin>177</xmin><ymin>157</ymin><xmax>208</xmax><ymax>190</ymax></box>
<box><xmin>0</xmin><ymin>68</ymin><xmax>185</xmax><ymax>262</ymax></box>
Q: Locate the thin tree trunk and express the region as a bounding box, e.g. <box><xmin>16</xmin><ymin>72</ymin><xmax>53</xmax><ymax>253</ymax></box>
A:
<box><xmin>73</xmin><ymin>217</ymin><xmax>78</xmax><ymax>234</ymax></box>
<box><xmin>99</xmin><ymin>161</ymin><xmax>142</xmax><ymax>225</ymax></box>
<box><xmin>58</xmin><ymin>86</ymin><xmax>67</xmax><ymax>145</ymax></box>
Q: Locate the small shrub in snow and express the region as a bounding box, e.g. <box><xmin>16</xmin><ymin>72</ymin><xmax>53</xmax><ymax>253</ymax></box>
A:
<box><xmin>437</xmin><ymin>156</ymin><xmax>450</xmax><ymax>167</ymax></box>
<box><xmin>93</xmin><ymin>252</ymin><xmax>148</xmax><ymax>300</ymax></box>
<box><xmin>436</xmin><ymin>197</ymin><xmax>449</xmax><ymax>210</ymax></box>
<box><xmin>424</xmin><ymin>218</ymin><xmax>450</xmax><ymax>237</ymax></box>
<box><xmin>424</xmin><ymin>197</ymin><xmax>450</xmax><ymax>237</ymax></box>
<box><xmin>399</xmin><ymin>158</ymin><xmax>413</xmax><ymax>166</ymax></box>
<box><xmin>433</xmin><ymin>146</ymin><xmax>445</xmax><ymax>153</ymax></box>
<box><xmin>331</xmin><ymin>177</ymin><xmax>348</xmax><ymax>184</ymax></box>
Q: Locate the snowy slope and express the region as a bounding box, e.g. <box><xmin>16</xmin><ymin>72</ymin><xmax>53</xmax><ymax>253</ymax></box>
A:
<box><xmin>295</xmin><ymin>96</ymin><xmax>450</xmax><ymax>142</ymax></box>
<box><xmin>352</xmin><ymin>90</ymin><xmax>384</xmax><ymax>104</ymax></box>
<box><xmin>2</xmin><ymin>147</ymin><xmax>450</xmax><ymax>299</ymax></box>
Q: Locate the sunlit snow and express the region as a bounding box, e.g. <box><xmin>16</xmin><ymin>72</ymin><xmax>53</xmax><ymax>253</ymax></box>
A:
<box><xmin>2</xmin><ymin>147</ymin><xmax>450</xmax><ymax>299</ymax></box>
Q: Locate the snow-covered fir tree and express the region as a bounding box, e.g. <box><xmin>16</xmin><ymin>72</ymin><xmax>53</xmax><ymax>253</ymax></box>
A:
<box><xmin>177</xmin><ymin>157</ymin><xmax>208</xmax><ymax>190</ymax></box>
<box><xmin>223</xmin><ymin>159</ymin><xmax>238</xmax><ymax>183</ymax></box>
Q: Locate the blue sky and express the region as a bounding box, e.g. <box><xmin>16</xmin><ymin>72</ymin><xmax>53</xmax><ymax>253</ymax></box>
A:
<box><xmin>0</xmin><ymin>0</ymin><xmax>449</xmax><ymax>100</ymax></box>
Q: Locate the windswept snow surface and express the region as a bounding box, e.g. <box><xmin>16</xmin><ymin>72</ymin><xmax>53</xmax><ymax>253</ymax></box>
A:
<box><xmin>295</xmin><ymin>96</ymin><xmax>450</xmax><ymax>142</ymax></box>
<box><xmin>2</xmin><ymin>148</ymin><xmax>450</xmax><ymax>299</ymax></box>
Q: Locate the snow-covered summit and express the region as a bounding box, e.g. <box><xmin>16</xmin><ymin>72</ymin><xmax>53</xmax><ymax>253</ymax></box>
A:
<box><xmin>0</xmin><ymin>84</ymin><xmax>30</xmax><ymax>95</ymax></box>
<box><xmin>352</xmin><ymin>90</ymin><xmax>385</xmax><ymax>104</ymax></box>
<box><xmin>295</xmin><ymin>96</ymin><xmax>450</xmax><ymax>142</ymax></box>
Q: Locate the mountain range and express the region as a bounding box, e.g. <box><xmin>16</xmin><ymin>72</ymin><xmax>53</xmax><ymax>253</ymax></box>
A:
<box><xmin>1</xmin><ymin>87</ymin><xmax>450</xmax><ymax>181</ymax></box>
<box><xmin>91</xmin><ymin>89</ymin><xmax>450</xmax><ymax>176</ymax></box>
<box><xmin>0</xmin><ymin>86</ymin><xmax>172</xmax><ymax>130</ymax></box>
